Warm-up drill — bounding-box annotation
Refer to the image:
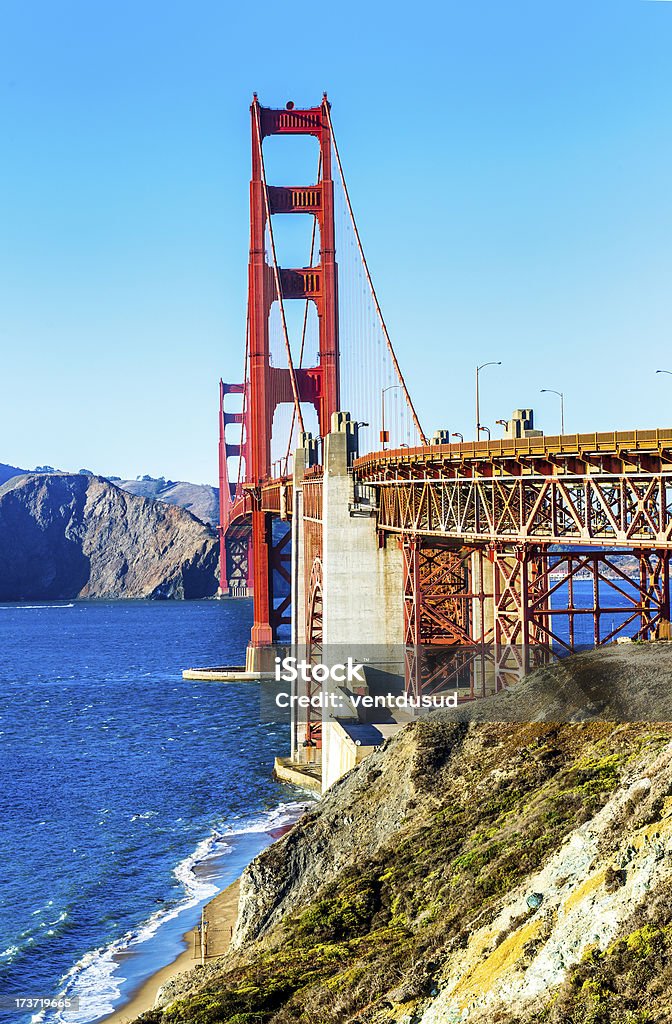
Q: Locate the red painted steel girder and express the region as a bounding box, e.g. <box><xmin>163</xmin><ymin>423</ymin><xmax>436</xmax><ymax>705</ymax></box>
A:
<box><xmin>373</xmin><ymin>472</ymin><xmax>672</xmax><ymax>549</ymax></box>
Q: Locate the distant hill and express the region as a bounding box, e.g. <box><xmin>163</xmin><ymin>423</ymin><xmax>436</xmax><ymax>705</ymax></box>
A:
<box><xmin>0</xmin><ymin>473</ymin><xmax>219</xmax><ymax>600</ymax></box>
<box><xmin>115</xmin><ymin>477</ymin><xmax>219</xmax><ymax>527</ymax></box>
<box><xmin>0</xmin><ymin>464</ymin><xmax>219</xmax><ymax>526</ymax></box>
<box><xmin>0</xmin><ymin>462</ymin><xmax>25</xmax><ymax>487</ymax></box>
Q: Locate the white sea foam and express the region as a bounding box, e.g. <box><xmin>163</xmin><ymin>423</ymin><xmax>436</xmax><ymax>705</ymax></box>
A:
<box><xmin>46</xmin><ymin>800</ymin><xmax>311</xmax><ymax>1024</ymax></box>
<box><xmin>0</xmin><ymin>604</ymin><xmax>75</xmax><ymax>610</ymax></box>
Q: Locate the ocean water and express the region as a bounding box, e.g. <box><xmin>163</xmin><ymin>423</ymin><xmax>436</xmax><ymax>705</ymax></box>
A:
<box><xmin>0</xmin><ymin>600</ymin><xmax>309</xmax><ymax>1023</ymax></box>
<box><xmin>547</xmin><ymin>576</ymin><xmax>647</xmax><ymax>646</ymax></box>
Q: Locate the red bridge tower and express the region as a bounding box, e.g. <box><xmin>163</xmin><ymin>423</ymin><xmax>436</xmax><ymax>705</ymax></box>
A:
<box><xmin>220</xmin><ymin>96</ymin><xmax>341</xmax><ymax>659</ymax></box>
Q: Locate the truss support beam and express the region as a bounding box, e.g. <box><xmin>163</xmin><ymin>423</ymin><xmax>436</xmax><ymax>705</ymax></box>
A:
<box><xmin>401</xmin><ymin>536</ymin><xmax>671</xmax><ymax>698</ymax></box>
<box><xmin>373</xmin><ymin>471</ymin><xmax>672</xmax><ymax>549</ymax></box>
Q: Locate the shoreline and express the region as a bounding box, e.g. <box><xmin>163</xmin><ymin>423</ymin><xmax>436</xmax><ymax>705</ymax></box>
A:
<box><xmin>95</xmin><ymin>820</ymin><xmax>301</xmax><ymax>1024</ymax></box>
<box><xmin>99</xmin><ymin>880</ymin><xmax>240</xmax><ymax>1024</ymax></box>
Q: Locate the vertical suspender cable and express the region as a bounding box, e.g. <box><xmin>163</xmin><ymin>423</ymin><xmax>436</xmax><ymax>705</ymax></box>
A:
<box><xmin>324</xmin><ymin>104</ymin><xmax>428</xmax><ymax>445</ymax></box>
<box><xmin>235</xmin><ymin>304</ymin><xmax>251</xmax><ymax>497</ymax></box>
<box><xmin>253</xmin><ymin>103</ymin><xmax>305</xmax><ymax>437</ymax></box>
<box><xmin>282</xmin><ymin>150</ymin><xmax>322</xmax><ymax>475</ymax></box>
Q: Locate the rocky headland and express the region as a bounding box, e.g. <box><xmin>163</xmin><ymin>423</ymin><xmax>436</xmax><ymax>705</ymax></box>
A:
<box><xmin>139</xmin><ymin>645</ymin><xmax>672</xmax><ymax>1024</ymax></box>
<box><xmin>0</xmin><ymin>461</ymin><xmax>25</xmax><ymax>487</ymax></box>
<box><xmin>0</xmin><ymin>473</ymin><xmax>219</xmax><ymax>600</ymax></box>
<box><xmin>113</xmin><ymin>476</ymin><xmax>219</xmax><ymax>527</ymax></box>
<box><xmin>0</xmin><ymin>463</ymin><xmax>219</xmax><ymax>526</ymax></box>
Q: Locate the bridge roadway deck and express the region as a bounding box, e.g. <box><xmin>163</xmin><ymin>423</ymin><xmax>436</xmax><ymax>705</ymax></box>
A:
<box><xmin>354</xmin><ymin>428</ymin><xmax>672</xmax><ymax>478</ymax></box>
<box><xmin>354</xmin><ymin>428</ymin><xmax>672</xmax><ymax>549</ymax></box>
<box><xmin>236</xmin><ymin>428</ymin><xmax>672</xmax><ymax>550</ymax></box>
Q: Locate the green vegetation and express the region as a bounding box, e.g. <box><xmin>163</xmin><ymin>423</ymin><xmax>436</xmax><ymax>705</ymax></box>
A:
<box><xmin>139</xmin><ymin>724</ymin><xmax>670</xmax><ymax>1024</ymax></box>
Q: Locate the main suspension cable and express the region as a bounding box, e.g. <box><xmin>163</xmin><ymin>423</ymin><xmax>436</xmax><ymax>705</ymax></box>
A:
<box><xmin>282</xmin><ymin>149</ymin><xmax>323</xmax><ymax>476</ymax></box>
<box><xmin>325</xmin><ymin>103</ymin><xmax>428</xmax><ymax>445</ymax></box>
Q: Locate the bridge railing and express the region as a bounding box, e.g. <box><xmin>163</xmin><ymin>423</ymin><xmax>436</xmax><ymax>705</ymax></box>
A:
<box><xmin>261</xmin><ymin>479</ymin><xmax>293</xmax><ymax>517</ymax></box>
<box><xmin>354</xmin><ymin>427</ymin><xmax>672</xmax><ymax>478</ymax></box>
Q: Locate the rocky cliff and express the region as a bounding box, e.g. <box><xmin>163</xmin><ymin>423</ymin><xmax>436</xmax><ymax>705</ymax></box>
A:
<box><xmin>0</xmin><ymin>473</ymin><xmax>219</xmax><ymax>600</ymax></box>
<box><xmin>145</xmin><ymin>645</ymin><xmax>672</xmax><ymax>1024</ymax></box>
<box><xmin>0</xmin><ymin>463</ymin><xmax>219</xmax><ymax>524</ymax></box>
<box><xmin>115</xmin><ymin>477</ymin><xmax>219</xmax><ymax>527</ymax></box>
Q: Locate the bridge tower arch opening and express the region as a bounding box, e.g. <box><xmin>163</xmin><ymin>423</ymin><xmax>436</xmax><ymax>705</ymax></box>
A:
<box><xmin>247</xmin><ymin>95</ymin><xmax>340</xmax><ymax>657</ymax></box>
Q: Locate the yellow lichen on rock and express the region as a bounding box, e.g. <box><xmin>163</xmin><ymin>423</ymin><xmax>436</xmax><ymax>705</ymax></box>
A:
<box><xmin>451</xmin><ymin>917</ymin><xmax>543</xmax><ymax>1006</ymax></box>
<box><xmin>562</xmin><ymin>868</ymin><xmax>607</xmax><ymax>914</ymax></box>
<box><xmin>630</xmin><ymin>810</ymin><xmax>672</xmax><ymax>850</ymax></box>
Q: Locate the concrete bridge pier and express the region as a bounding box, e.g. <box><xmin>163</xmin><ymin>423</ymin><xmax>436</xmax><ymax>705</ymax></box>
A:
<box><xmin>321</xmin><ymin>413</ymin><xmax>403</xmax><ymax>649</ymax></box>
<box><xmin>286</xmin><ymin>412</ymin><xmax>405</xmax><ymax>788</ymax></box>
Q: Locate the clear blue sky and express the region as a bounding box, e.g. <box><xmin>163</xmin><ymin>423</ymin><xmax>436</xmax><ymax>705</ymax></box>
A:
<box><xmin>1</xmin><ymin>0</ymin><xmax>670</xmax><ymax>484</ymax></box>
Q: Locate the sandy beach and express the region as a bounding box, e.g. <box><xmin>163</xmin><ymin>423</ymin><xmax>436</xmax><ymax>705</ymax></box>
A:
<box><xmin>101</xmin><ymin>880</ymin><xmax>240</xmax><ymax>1024</ymax></box>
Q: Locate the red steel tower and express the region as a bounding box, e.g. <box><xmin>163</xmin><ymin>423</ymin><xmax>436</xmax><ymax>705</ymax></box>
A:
<box><xmin>221</xmin><ymin>96</ymin><xmax>341</xmax><ymax>655</ymax></box>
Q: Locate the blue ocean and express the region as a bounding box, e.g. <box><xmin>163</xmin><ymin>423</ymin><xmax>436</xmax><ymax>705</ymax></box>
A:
<box><xmin>0</xmin><ymin>600</ymin><xmax>308</xmax><ymax>1024</ymax></box>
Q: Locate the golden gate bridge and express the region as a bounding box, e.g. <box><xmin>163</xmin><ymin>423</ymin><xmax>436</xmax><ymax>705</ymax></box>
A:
<box><xmin>217</xmin><ymin>95</ymin><xmax>672</xmax><ymax>702</ymax></box>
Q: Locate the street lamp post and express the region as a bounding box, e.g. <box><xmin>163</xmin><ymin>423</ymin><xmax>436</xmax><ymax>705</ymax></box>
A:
<box><xmin>476</xmin><ymin>361</ymin><xmax>501</xmax><ymax>439</ymax></box>
<box><xmin>452</xmin><ymin>432</ymin><xmax>463</xmax><ymax>443</ymax></box>
<box><xmin>354</xmin><ymin>421</ymin><xmax>369</xmax><ymax>457</ymax></box>
<box><xmin>381</xmin><ymin>385</ymin><xmax>402</xmax><ymax>450</ymax></box>
<box><xmin>540</xmin><ymin>388</ymin><xmax>565</xmax><ymax>435</ymax></box>
<box><xmin>656</xmin><ymin>369</ymin><xmax>672</xmax><ymax>376</ymax></box>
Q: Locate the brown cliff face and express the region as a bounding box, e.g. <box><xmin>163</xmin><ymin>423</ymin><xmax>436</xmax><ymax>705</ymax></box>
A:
<box><xmin>115</xmin><ymin>477</ymin><xmax>219</xmax><ymax>527</ymax></box>
<box><xmin>0</xmin><ymin>473</ymin><xmax>219</xmax><ymax>600</ymax></box>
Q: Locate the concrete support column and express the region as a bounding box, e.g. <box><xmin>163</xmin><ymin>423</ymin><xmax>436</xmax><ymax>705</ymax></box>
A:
<box><xmin>321</xmin><ymin>413</ymin><xmax>404</xmax><ymax>649</ymax></box>
<box><xmin>320</xmin><ymin>413</ymin><xmax>405</xmax><ymax>791</ymax></box>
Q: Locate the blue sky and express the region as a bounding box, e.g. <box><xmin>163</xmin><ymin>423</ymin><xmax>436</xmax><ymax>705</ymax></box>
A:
<box><xmin>1</xmin><ymin>0</ymin><xmax>670</xmax><ymax>484</ymax></box>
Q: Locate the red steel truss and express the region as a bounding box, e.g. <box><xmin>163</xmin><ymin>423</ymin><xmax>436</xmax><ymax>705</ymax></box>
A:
<box><xmin>371</xmin><ymin>470</ymin><xmax>672</xmax><ymax>549</ymax></box>
<box><xmin>526</xmin><ymin>547</ymin><xmax>671</xmax><ymax>650</ymax></box>
<box><xmin>401</xmin><ymin>536</ymin><xmax>671</xmax><ymax>697</ymax></box>
<box><xmin>402</xmin><ymin>541</ymin><xmax>474</xmax><ymax>648</ymax></box>
<box><xmin>222</xmin><ymin>527</ymin><xmax>252</xmax><ymax>597</ymax></box>
<box><xmin>218</xmin><ymin>380</ymin><xmax>251</xmax><ymax>594</ymax></box>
